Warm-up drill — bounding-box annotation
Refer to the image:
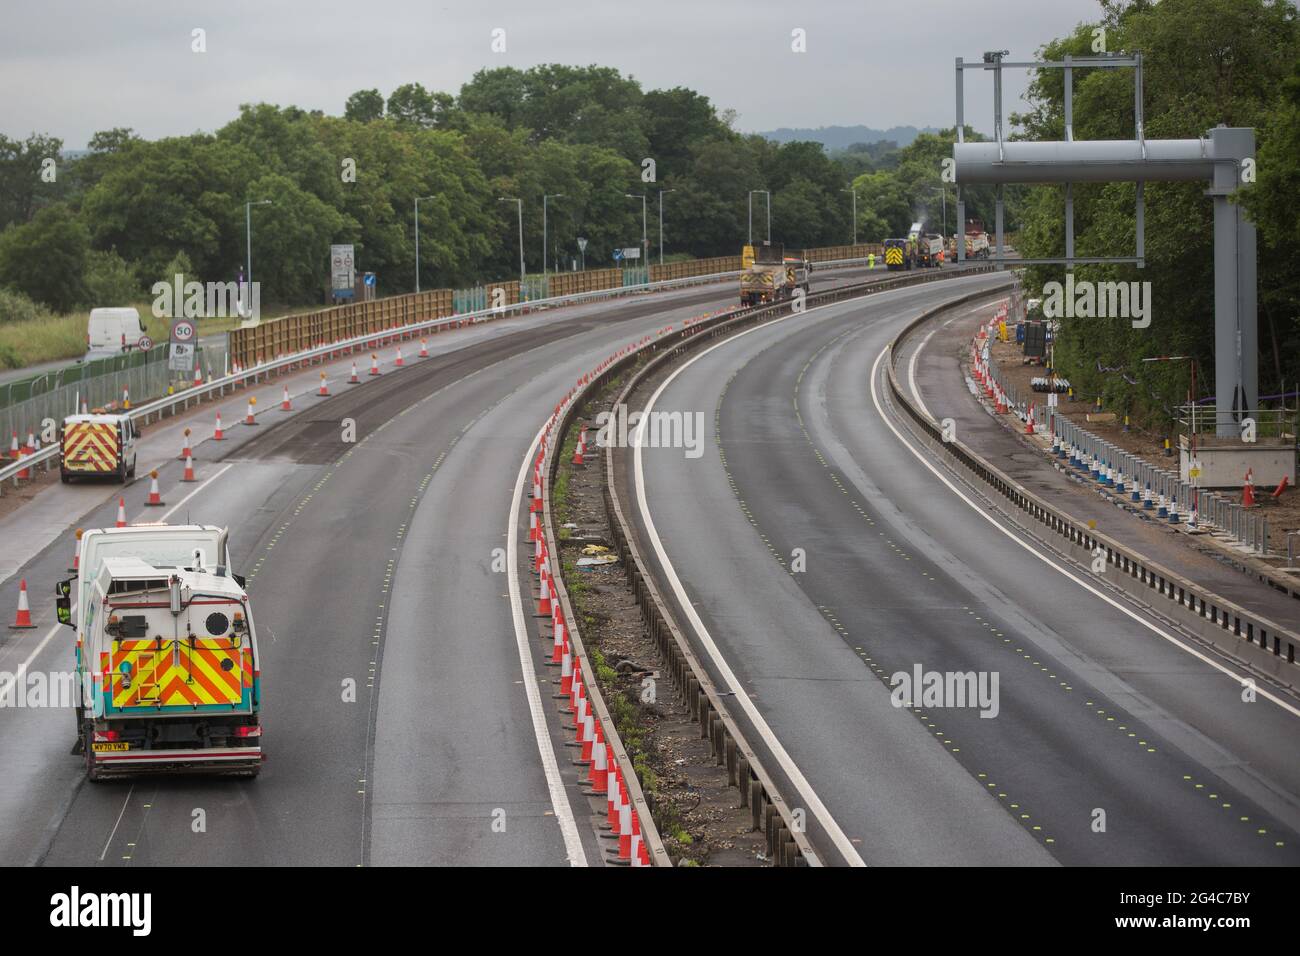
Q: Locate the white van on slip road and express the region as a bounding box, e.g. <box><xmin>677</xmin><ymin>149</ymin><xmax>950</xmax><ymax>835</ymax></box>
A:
<box><xmin>84</xmin><ymin>307</ymin><xmax>147</xmax><ymax>362</ymax></box>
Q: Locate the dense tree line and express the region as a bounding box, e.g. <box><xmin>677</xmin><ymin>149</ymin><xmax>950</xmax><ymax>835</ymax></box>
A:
<box><xmin>0</xmin><ymin>64</ymin><xmax>1001</xmax><ymax>317</ymax></box>
<box><xmin>1015</xmin><ymin>0</ymin><xmax>1299</xmax><ymax>420</ymax></box>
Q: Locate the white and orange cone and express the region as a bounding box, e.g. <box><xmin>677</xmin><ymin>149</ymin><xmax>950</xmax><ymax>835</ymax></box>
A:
<box><xmin>318</xmin><ymin>372</ymin><xmax>330</xmax><ymax>397</ymax></box>
<box><xmin>144</xmin><ymin>470</ymin><xmax>165</xmax><ymax>506</ymax></box>
<box><xmin>115</xmin><ymin>497</ymin><xmax>127</xmax><ymax>527</ymax></box>
<box><xmin>69</xmin><ymin>528</ymin><xmax>83</xmax><ymax>573</ymax></box>
<box><xmin>280</xmin><ymin>385</ymin><xmax>292</xmax><ymax>411</ymax></box>
<box><xmin>395</xmin><ymin>347</ymin><xmax>404</xmax><ymax>367</ymax></box>
<box><xmin>178</xmin><ymin>428</ymin><xmax>192</xmax><ymax>461</ymax></box>
<box><xmin>182</xmin><ymin>453</ymin><xmax>196</xmax><ymax>482</ymax></box>
<box><xmin>348</xmin><ymin>361</ymin><xmax>360</xmax><ymax>385</ymax></box>
<box><xmin>1243</xmin><ymin>468</ymin><xmax>1256</xmax><ymax>508</ymax></box>
<box><xmin>419</xmin><ymin>338</ymin><xmax>429</xmax><ymax>358</ymax></box>
<box><xmin>213</xmin><ymin>412</ymin><xmax>226</xmax><ymax>441</ymax></box>
<box><xmin>244</xmin><ymin>397</ymin><xmax>258</xmax><ymax>426</ymax></box>
<box><xmin>9</xmin><ymin>579</ymin><xmax>35</xmax><ymax>629</ymax></box>
<box><xmin>369</xmin><ymin>354</ymin><xmax>380</xmax><ymax>377</ymax></box>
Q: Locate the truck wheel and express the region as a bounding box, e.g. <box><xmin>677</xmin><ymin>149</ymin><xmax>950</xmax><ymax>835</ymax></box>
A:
<box><xmin>60</xmin><ymin>470</ymin><xmax>70</xmax><ymax>485</ymax></box>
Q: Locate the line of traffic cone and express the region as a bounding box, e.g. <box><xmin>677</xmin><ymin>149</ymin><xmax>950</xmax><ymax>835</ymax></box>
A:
<box><xmin>9</xmin><ymin>579</ymin><xmax>35</xmax><ymax>629</ymax></box>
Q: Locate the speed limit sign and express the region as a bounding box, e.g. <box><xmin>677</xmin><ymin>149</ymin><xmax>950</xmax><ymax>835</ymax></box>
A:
<box><xmin>137</xmin><ymin>335</ymin><xmax>154</xmax><ymax>351</ymax></box>
<box><xmin>171</xmin><ymin>319</ymin><xmax>196</xmax><ymax>342</ymax></box>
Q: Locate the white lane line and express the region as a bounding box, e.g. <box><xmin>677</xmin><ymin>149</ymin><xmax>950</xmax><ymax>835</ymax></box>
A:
<box><xmin>99</xmin><ymin>784</ymin><xmax>135</xmax><ymax>862</ymax></box>
<box><xmin>906</xmin><ymin>320</ymin><xmax>937</xmax><ymax>419</ymax></box>
<box><xmin>869</xmin><ymin>347</ymin><xmax>1300</xmax><ymax>720</ymax></box>
<box><xmin>633</xmin><ymin>303</ymin><xmax>866</xmax><ymax>867</ymax></box>
<box><xmin>507</xmin><ymin>420</ymin><xmax>588</xmax><ymax>867</ymax></box>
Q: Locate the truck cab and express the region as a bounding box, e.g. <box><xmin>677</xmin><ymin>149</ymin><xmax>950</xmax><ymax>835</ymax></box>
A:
<box><xmin>59</xmin><ymin>411</ymin><xmax>138</xmax><ymax>483</ymax></box>
<box><xmin>57</xmin><ymin>525</ymin><xmax>262</xmax><ymax>780</ymax></box>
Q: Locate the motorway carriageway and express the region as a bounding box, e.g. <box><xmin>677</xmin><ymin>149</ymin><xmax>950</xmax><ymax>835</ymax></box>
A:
<box><xmin>0</xmin><ymin>261</ymin><xmax>896</xmax><ymax>867</ymax></box>
<box><xmin>623</xmin><ymin>272</ymin><xmax>1300</xmax><ymax>866</ymax></box>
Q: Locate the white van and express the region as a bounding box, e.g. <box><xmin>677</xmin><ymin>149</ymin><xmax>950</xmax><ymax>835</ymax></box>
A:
<box><xmin>84</xmin><ymin>307</ymin><xmax>145</xmax><ymax>362</ymax></box>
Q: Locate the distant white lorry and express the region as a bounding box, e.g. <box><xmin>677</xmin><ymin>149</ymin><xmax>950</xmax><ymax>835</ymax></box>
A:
<box><xmin>84</xmin><ymin>307</ymin><xmax>147</xmax><ymax>362</ymax></box>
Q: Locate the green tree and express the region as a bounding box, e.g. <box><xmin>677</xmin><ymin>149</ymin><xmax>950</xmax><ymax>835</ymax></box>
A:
<box><xmin>344</xmin><ymin>89</ymin><xmax>385</xmax><ymax>123</ymax></box>
<box><xmin>0</xmin><ymin>204</ymin><xmax>89</xmax><ymax>311</ymax></box>
<box><xmin>82</xmin><ymin>248</ymin><xmax>140</xmax><ymax>306</ymax></box>
<box><xmin>0</xmin><ymin>132</ymin><xmax>65</xmax><ymax>228</ymax></box>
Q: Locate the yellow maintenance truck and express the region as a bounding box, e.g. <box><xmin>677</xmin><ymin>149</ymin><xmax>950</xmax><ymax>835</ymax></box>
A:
<box><xmin>739</xmin><ymin>242</ymin><xmax>810</xmax><ymax>307</ymax></box>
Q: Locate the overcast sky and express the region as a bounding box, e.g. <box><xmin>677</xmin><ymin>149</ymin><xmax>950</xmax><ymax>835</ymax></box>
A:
<box><xmin>2</xmin><ymin>0</ymin><xmax>1104</xmax><ymax>149</ymax></box>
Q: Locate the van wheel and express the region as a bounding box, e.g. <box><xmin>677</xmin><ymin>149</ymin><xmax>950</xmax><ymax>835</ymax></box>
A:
<box><xmin>127</xmin><ymin>457</ymin><xmax>136</xmax><ymax>479</ymax></box>
<box><xmin>60</xmin><ymin>471</ymin><xmax>70</xmax><ymax>484</ymax></box>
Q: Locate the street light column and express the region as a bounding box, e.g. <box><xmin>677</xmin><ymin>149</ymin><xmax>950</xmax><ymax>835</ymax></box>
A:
<box><xmin>414</xmin><ymin>195</ymin><xmax>435</xmax><ymax>294</ymax></box>
<box><xmin>244</xmin><ymin>199</ymin><xmax>271</xmax><ymax>312</ymax></box>
<box><xmin>658</xmin><ymin>189</ymin><xmax>675</xmax><ymax>267</ymax></box>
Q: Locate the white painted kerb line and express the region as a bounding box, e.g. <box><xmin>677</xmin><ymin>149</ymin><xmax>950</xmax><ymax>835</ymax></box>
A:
<box><xmin>507</xmin><ymin>420</ymin><xmax>588</xmax><ymax>866</ymax></box>
<box><xmin>633</xmin><ymin>302</ymin><xmax>867</xmax><ymax>867</ymax></box>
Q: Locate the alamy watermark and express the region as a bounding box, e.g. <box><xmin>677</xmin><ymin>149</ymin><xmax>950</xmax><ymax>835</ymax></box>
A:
<box><xmin>152</xmin><ymin>274</ymin><xmax>260</xmax><ymax>321</ymax></box>
<box><xmin>595</xmin><ymin>403</ymin><xmax>705</xmax><ymax>459</ymax></box>
<box><xmin>1041</xmin><ymin>274</ymin><xmax>1151</xmax><ymax>329</ymax></box>
<box><xmin>890</xmin><ymin>664</ymin><xmax>1000</xmax><ymax>719</ymax></box>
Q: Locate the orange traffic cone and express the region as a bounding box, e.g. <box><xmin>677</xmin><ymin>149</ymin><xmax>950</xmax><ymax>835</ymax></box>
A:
<box><xmin>572</xmin><ymin>425</ymin><xmax>587</xmax><ymax>465</ymax></box>
<box><xmin>318</xmin><ymin>372</ymin><xmax>330</xmax><ymax>397</ymax></box>
<box><xmin>178</xmin><ymin>428</ymin><xmax>193</xmax><ymax>461</ymax></box>
<box><xmin>1026</xmin><ymin>404</ymin><xmax>1035</xmax><ymax>435</ymax></box>
<box><xmin>551</xmin><ymin>612</ymin><xmax>566</xmax><ymax>665</ymax></box>
<box><xmin>115</xmin><ymin>497</ymin><xmax>127</xmax><ymax>528</ymax></box>
<box><xmin>193</xmin><ymin>363</ymin><xmax>203</xmax><ymax>388</ymax></box>
<box><xmin>9</xmin><ymin>579</ymin><xmax>36</xmax><ymax>629</ymax></box>
<box><xmin>1243</xmin><ymin>468</ymin><xmax>1256</xmax><ymax>508</ymax></box>
<box><xmin>280</xmin><ymin>385</ymin><xmax>292</xmax><ymax>411</ymax></box>
<box><xmin>69</xmin><ymin>528</ymin><xmax>83</xmax><ymax>573</ymax></box>
<box><xmin>419</xmin><ymin>338</ymin><xmax>429</xmax><ymax>358</ymax></box>
<box><xmin>587</xmin><ymin>722</ymin><xmax>607</xmax><ymax>792</ymax></box>
<box><xmin>537</xmin><ymin>565</ymin><xmax>552</xmax><ymax>616</ymax></box>
<box><xmin>348</xmin><ymin>361</ymin><xmax>360</xmax><ymax>385</ymax></box>
<box><xmin>244</xmin><ymin>397</ymin><xmax>258</xmax><ymax>426</ymax></box>
<box><xmin>213</xmin><ymin>412</ymin><xmax>226</xmax><ymax>441</ymax></box>
<box><xmin>395</xmin><ymin>347</ymin><xmax>404</xmax><ymax>367</ymax></box>
<box><xmin>528</xmin><ymin>509</ymin><xmax>540</xmax><ymax>542</ymax></box>
<box><xmin>182</xmin><ymin>453</ymin><xmax>196</xmax><ymax>482</ymax></box>
<box><xmin>144</xmin><ymin>470</ymin><xmax>165</xmax><ymax>506</ymax></box>
<box><xmin>369</xmin><ymin>354</ymin><xmax>380</xmax><ymax>376</ymax></box>
<box><xmin>7</xmin><ymin>431</ymin><xmax>17</xmax><ymax>460</ymax></box>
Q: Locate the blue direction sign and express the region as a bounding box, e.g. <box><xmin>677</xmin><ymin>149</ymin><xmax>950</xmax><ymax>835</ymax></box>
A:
<box><xmin>612</xmin><ymin>249</ymin><xmax>623</xmax><ymax>262</ymax></box>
